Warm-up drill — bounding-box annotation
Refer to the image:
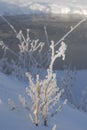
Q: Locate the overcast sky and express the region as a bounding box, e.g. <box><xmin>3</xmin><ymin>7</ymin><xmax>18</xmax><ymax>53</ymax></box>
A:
<box><xmin>1</xmin><ymin>0</ymin><xmax>87</xmax><ymax>3</ymax></box>
<box><xmin>1</xmin><ymin>0</ymin><xmax>87</xmax><ymax>6</ymax></box>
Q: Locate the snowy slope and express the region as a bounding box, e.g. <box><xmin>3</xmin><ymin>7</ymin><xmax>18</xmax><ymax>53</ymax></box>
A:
<box><xmin>0</xmin><ymin>71</ymin><xmax>87</xmax><ymax>130</ymax></box>
<box><xmin>0</xmin><ymin>0</ymin><xmax>87</xmax><ymax>15</ymax></box>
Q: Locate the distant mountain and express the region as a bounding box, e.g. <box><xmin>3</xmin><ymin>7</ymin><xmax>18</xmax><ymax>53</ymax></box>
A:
<box><xmin>0</xmin><ymin>1</ymin><xmax>87</xmax><ymax>16</ymax></box>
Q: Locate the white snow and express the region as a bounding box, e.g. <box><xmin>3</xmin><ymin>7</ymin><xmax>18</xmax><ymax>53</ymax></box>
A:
<box><xmin>0</xmin><ymin>71</ymin><xmax>87</xmax><ymax>130</ymax></box>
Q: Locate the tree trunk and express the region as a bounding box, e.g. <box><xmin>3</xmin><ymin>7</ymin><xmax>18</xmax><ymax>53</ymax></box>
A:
<box><xmin>35</xmin><ymin>82</ymin><xmax>40</xmax><ymax>126</ymax></box>
<box><xmin>35</xmin><ymin>99</ymin><xmax>39</xmax><ymax>126</ymax></box>
<box><xmin>43</xmin><ymin>88</ymin><xmax>48</xmax><ymax>126</ymax></box>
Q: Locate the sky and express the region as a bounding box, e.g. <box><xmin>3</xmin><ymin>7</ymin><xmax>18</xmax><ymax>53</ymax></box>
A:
<box><xmin>1</xmin><ymin>0</ymin><xmax>87</xmax><ymax>4</ymax></box>
<box><xmin>0</xmin><ymin>0</ymin><xmax>87</xmax><ymax>15</ymax></box>
<box><xmin>0</xmin><ymin>0</ymin><xmax>87</xmax><ymax>7</ymax></box>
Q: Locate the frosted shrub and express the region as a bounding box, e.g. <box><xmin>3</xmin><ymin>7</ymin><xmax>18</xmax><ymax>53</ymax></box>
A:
<box><xmin>25</xmin><ymin>70</ymin><xmax>65</xmax><ymax>126</ymax></box>
<box><xmin>0</xmin><ymin>28</ymin><xmax>48</xmax><ymax>79</ymax></box>
<box><xmin>20</xmin><ymin>41</ymin><xmax>67</xmax><ymax>126</ymax></box>
<box><xmin>0</xmin><ymin>17</ymin><xmax>47</xmax><ymax>78</ymax></box>
<box><xmin>17</xmin><ymin>29</ymin><xmax>45</xmax><ymax>71</ymax></box>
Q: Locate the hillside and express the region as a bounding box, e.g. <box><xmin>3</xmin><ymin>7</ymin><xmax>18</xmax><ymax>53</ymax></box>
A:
<box><xmin>0</xmin><ymin>71</ymin><xmax>87</xmax><ymax>130</ymax></box>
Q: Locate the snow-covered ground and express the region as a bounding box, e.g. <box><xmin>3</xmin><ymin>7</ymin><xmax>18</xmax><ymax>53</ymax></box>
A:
<box><xmin>0</xmin><ymin>71</ymin><xmax>87</xmax><ymax>130</ymax></box>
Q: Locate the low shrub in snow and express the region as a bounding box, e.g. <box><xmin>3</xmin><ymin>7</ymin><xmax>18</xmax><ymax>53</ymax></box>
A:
<box><xmin>19</xmin><ymin>41</ymin><xmax>67</xmax><ymax>126</ymax></box>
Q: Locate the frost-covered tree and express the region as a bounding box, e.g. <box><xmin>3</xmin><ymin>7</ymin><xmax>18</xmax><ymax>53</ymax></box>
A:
<box><xmin>19</xmin><ymin>41</ymin><xmax>67</xmax><ymax>126</ymax></box>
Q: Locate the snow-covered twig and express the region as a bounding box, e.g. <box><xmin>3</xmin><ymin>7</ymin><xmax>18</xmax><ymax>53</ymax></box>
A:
<box><xmin>51</xmin><ymin>99</ymin><xmax>67</xmax><ymax>117</ymax></box>
<box><xmin>8</xmin><ymin>98</ymin><xmax>17</xmax><ymax>111</ymax></box>
<box><xmin>44</xmin><ymin>25</ymin><xmax>50</xmax><ymax>48</ymax></box>
<box><xmin>0</xmin><ymin>15</ymin><xmax>17</xmax><ymax>36</ymax></box>
<box><xmin>19</xmin><ymin>94</ymin><xmax>30</xmax><ymax>111</ymax></box>
<box><xmin>55</xmin><ymin>18</ymin><xmax>87</xmax><ymax>47</ymax></box>
<box><xmin>49</xmin><ymin>41</ymin><xmax>67</xmax><ymax>72</ymax></box>
<box><xmin>52</xmin><ymin>124</ymin><xmax>56</xmax><ymax>130</ymax></box>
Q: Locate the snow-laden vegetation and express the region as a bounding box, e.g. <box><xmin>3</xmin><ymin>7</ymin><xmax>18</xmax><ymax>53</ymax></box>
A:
<box><xmin>0</xmin><ymin>15</ymin><xmax>87</xmax><ymax>130</ymax></box>
<box><xmin>0</xmin><ymin>71</ymin><xmax>87</xmax><ymax>130</ymax></box>
<box><xmin>19</xmin><ymin>40</ymin><xmax>67</xmax><ymax>126</ymax></box>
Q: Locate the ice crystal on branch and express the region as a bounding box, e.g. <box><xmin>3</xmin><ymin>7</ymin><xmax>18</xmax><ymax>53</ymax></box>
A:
<box><xmin>49</xmin><ymin>40</ymin><xmax>67</xmax><ymax>72</ymax></box>
<box><xmin>52</xmin><ymin>124</ymin><xmax>56</xmax><ymax>130</ymax></box>
<box><xmin>8</xmin><ymin>98</ymin><xmax>17</xmax><ymax>110</ymax></box>
<box><xmin>19</xmin><ymin>94</ymin><xmax>30</xmax><ymax>111</ymax></box>
<box><xmin>24</xmin><ymin>40</ymin><xmax>67</xmax><ymax>126</ymax></box>
<box><xmin>17</xmin><ymin>29</ymin><xmax>45</xmax><ymax>71</ymax></box>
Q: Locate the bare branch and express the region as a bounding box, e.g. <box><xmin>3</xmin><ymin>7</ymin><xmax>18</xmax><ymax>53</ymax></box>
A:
<box><xmin>51</xmin><ymin>99</ymin><xmax>67</xmax><ymax>117</ymax></box>
<box><xmin>0</xmin><ymin>15</ymin><xmax>17</xmax><ymax>36</ymax></box>
<box><xmin>44</xmin><ymin>25</ymin><xmax>50</xmax><ymax>48</ymax></box>
<box><xmin>55</xmin><ymin>18</ymin><xmax>87</xmax><ymax>47</ymax></box>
